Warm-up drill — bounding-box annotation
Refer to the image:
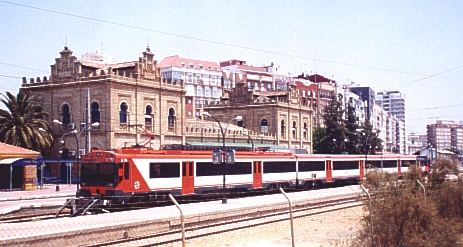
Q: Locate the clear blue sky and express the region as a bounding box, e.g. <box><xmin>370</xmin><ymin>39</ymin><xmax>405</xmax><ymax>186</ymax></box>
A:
<box><xmin>1</xmin><ymin>0</ymin><xmax>463</xmax><ymax>134</ymax></box>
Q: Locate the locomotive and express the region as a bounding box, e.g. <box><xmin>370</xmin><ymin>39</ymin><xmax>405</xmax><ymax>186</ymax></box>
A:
<box><xmin>69</xmin><ymin>147</ymin><xmax>416</xmax><ymax>214</ymax></box>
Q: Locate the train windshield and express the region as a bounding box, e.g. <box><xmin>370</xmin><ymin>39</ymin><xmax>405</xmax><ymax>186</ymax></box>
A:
<box><xmin>81</xmin><ymin>162</ymin><xmax>117</xmax><ymax>186</ymax></box>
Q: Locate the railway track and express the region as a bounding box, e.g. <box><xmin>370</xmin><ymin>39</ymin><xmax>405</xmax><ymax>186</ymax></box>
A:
<box><xmin>0</xmin><ymin>214</ymin><xmax>62</xmax><ymax>224</ymax></box>
<box><xmin>86</xmin><ymin>193</ymin><xmax>363</xmax><ymax>247</ymax></box>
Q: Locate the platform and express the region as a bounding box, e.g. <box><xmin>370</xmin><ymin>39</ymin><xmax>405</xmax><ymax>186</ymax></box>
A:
<box><xmin>0</xmin><ymin>186</ymin><xmax>362</xmax><ymax>246</ymax></box>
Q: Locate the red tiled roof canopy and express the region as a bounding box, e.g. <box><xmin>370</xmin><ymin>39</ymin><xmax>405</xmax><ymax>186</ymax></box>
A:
<box><xmin>0</xmin><ymin>142</ymin><xmax>40</xmax><ymax>157</ymax></box>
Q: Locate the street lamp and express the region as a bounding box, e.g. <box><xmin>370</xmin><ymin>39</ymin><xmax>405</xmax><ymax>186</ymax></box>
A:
<box><xmin>203</xmin><ymin>112</ymin><xmax>242</xmax><ymax>204</ymax></box>
<box><xmin>340</xmin><ymin>138</ymin><xmax>348</xmax><ymax>154</ymax></box>
<box><xmin>54</xmin><ymin>120</ymin><xmax>99</xmax><ymax>187</ymax></box>
<box><xmin>242</xmin><ymin>130</ymin><xmax>254</xmax><ymax>151</ymax></box>
<box><xmin>357</xmin><ymin>128</ymin><xmax>377</xmax><ymax>172</ymax></box>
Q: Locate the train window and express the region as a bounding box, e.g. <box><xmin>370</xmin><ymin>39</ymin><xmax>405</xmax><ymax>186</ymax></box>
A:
<box><xmin>299</xmin><ymin>161</ymin><xmax>325</xmax><ymax>172</ymax></box>
<box><xmin>149</xmin><ymin>163</ymin><xmax>180</xmax><ymax>178</ymax></box>
<box><xmin>81</xmin><ymin>163</ymin><xmax>117</xmax><ymax>186</ymax></box>
<box><xmin>402</xmin><ymin>160</ymin><xmax>415</xmax><ymax>167</ymax></box>
<box><xmin>196</xmin><ymin>162</ymin><xmax>252</xmax><ymax>176</ymax></box>
<box><xmin>124</xmin><ymin>162</ymin><xmax>129</xmax><ymax>180</ymax></box>
<box><xmin>196</xmin><ymin>162</ymin><xmax>221</xmax><ymax>176</ymax></box>
<box><xmin>367</xmin><ymin>161</ymin><xmax>381</xmax><ymax>168</ymax></box>
<box><xmin>333</xmin><ymin>161</ymin><xmax>359</xmax><ymax>170</ymax></box>
<box><xmin>229</xmin><ymin>162</ymin><xmax>252</xmax><ymax>175</ymax></box>
<box><xmin>263</xmin><ymin>161</ymin><xmax>296</xmax><ymax>174</ymax></box>
<box><xmin>382</xmin><ymin>160</ymin><xmax>398</xmax><ymax>168</ymax></box>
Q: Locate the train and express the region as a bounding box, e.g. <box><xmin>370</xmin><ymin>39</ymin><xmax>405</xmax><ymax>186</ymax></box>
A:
<box><xmin>69</xmin><ymin>147</ymin><xmax>417</xmax><ymax>213</ymax></box>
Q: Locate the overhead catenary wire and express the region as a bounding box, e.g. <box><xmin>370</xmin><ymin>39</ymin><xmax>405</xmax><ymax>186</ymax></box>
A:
<box><xmin>1</xmin><ymin>0</ymin><xmax>463</xmax><ymax>82</ymax></box>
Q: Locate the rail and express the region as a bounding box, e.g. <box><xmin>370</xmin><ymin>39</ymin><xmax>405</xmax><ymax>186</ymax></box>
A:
<box><xmin>85</xmin><ymin>191</ymin><xmax>362</xmax><ymax>247</ymax></box>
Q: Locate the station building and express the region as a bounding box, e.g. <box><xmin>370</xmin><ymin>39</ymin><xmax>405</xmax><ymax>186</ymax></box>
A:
<box><xmin>20</xmin><ymin>46</ymin><xmax>187</xmax><ymax>181</ymax></box>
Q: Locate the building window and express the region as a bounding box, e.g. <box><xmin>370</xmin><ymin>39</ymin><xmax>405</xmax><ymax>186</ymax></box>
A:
<box><xmin>211</xmin><ymin>77</ymin><xmax>216</xmax><ymax>86</ymax></box>
<box><xmin>261</xmin><ymin>119</ymin><xmax>268</xmax><ymax>133</ymax></box>
<box><xmin>303</xmin><ymin>122</ymin><xmax>308</xmax><ymax>139</ymax></box>
<box><xmin>237</xmin><ymin>119</ymin><xmax>244</xmax><ymax>127</ymax></box>
<box><xmin>168</xmin><ymin>108</ymin><xmax>176</xmax><ymax>131</ymax></box>
<box><xmin>62</xmin><ymin>104</ymin><xmax>71</xmax><ymax>125</ymax></box>
<box><xmin>197</xmin><ymin>86</ymin><xmax>203</xmax><ymax>96</ymax></box>
<box><xmin>281</xmin><ymin>119</ymin><xmax>285</xmax><ymax>138</ymax></box>
<box><xmin>91</xmin><ymin>102</ymin><xmax>100</xmax><ymax>124</ymax></box>
<box><xmin>120</xmin><ymin>102</ymin><xmax>128</xmax><ymax>124</ymax></box>
<box><xmin>34</xmin><ymin>107</ymin><xmax>43</xmax><ymax>119</ymax></box>
<box><xmin>145</xmin><ymin>105</ymin><xmax>152</xmax><ymax>128</ymax></box>
<box><xmin>292</xmin><ymin>121</ymin><xmax>297</xmax><ymax>138</ymax></box>
<box><xmin>187</xmin><ymin>75</ymin><xmax>192</xmax><ymax>83</ymax></box>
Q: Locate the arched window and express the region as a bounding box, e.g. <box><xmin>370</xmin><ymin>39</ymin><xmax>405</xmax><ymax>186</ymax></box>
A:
<box><xmin>120</xmin><ymin>102</ymin><xmax>128</xmax><ymax>124</ymax></box>
<box><xmin>237</xmin><ymin>119</ymin><xmax>244</xmax><ymax>127</ymax></box>
<box><xmin>34</xmin><ymin>107</ymin><xmax>43</xmax><ymax>119</ymax></box>
<box><xmin>168</xmin><ymin>108</ymin><xmax>175</xmax><ymax>130</ymax></box>
<box><xmin>91</xmin><ymin>102</ymin><xmax>100</xmax><ymax>124</ymax></box>
<box><xmin>62</xmin><ymin>104</ymin><xmax>70</xmax><ymax>125</ymax></box>
<box><xmin>145</xmin><ymin>105</ymin><xmax>152</xmax><ymax>128</ymax></box>
<box><xmin>261</xmin><ymin>119</ymin><xmax>268</xmax><ymax>133</ymax></box>
<box><xmin>280</xmin><ymin>119</ymin><xmax>285</xmax><ymax>137</ymax></box>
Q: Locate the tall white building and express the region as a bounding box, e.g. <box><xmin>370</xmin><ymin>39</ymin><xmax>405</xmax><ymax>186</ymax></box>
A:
<box><xmin>377</xmin><ymin>91</ymin><xmax>406</xmax><ymax>122</ymax></box>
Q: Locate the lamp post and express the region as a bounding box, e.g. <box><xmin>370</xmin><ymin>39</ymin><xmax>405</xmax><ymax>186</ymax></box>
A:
<box><xmin>357</xmin><ymin>129</ymin><xmax>376</xmax><ymax>172</ymax></box>
<box><xmin>340</xmin><ymin>138</ymin><xmax>348</xmax><ymax>154</ymax></box>
<box><xmin>203</xmin><ymin>112</ymin><xmax>242</xmax><ymax>204</ymax></box>
<box><xmin>242</xmin><ymin>130</ymin><xmax>254</xmax><ymax>151</ymax></box>
<box><xmin>54</xmin><ymin>120</ymin><xmax>99</xmax><ymax>188</ymax></box>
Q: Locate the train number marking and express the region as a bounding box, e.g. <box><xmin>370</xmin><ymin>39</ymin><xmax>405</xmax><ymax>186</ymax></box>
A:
<box><xmin>134</xmin><ymin>181</ymin><xmax>140</xmax><ymax>190</ymax></box>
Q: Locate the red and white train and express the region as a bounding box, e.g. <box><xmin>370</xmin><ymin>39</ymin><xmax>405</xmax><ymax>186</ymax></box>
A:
<box><xmin>76</xmin><ymin>148</ymin><xmax>417</xmax><ymax>206</ymax></box>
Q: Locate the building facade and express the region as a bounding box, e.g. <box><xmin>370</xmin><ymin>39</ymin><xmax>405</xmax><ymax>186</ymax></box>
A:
<box><xmin>204</xmin><ymin>81</ymin><xmax>313</xmax><ymax>152</ymax></box>
<box><xmin>21</xmin><ymin>46</ymin><xmax>187</xmax><ymax>160</ymax></box>
<box><xmin>427</xmin><ymin>120</ymin><xmax>463</xmax><ymax>153</ymax></box>
<box><xmin>158</xmin><ymin>55</ymin><xmax>223</xmax><ymax>120</ymax></box>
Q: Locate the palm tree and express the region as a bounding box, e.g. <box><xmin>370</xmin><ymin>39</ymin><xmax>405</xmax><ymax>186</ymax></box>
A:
<box><xmin>0</xmin><ymin>91</ymin><xmax>53</xmax><ymax>156</ymax></box>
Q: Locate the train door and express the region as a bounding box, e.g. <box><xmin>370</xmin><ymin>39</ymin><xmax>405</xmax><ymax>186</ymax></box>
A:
<box><xmin>182</xmin><ymin>162</ymin><xmax>194</xmax><ymax>194</ymax></box>
<box><xmin>397</xmin><ymin>159</ymin><xmax>402</xmax><ymax>177</ymax></box>
<box><xmin>326</xmin><ymin>160</ymin><xmax>332</xmax><ymax>183</ymax></box>
<box><xmin>253</xmin><ymin>161</ymin><xmax>262</xmax><ymax>189</ymax></box>
<box><xmin>359</xmin><ymin>160</ymin><xmax>365</xmax><ymax>180</ymax></box>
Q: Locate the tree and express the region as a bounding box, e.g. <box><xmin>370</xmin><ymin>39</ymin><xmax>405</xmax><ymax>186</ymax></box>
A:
<box><xmin>357</xmin><ymin>118</ymin><xmax>383</xmax><ymax>154</ymax></box>
<box><xmin>0</xmin><ymin>91</ymin><xmax>53</xmax><ymax>156</ymax></box>
<box><xmin>317</xmin><ymin>93</ymin><xmax>346</xmax><ymax>154</ymax></box>
<box><xmin>312</xmin><ymin>126</ymin><xmax>327</xmax><ymax>154</ymax></box>
<box><xmin>344</xmin><ymin>104</ymin><xmax>360</xmax><ymax>154</ymax></box>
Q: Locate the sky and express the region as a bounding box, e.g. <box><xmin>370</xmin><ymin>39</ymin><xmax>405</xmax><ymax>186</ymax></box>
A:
<box><xmin>1</xmin><ymin>0</ymin><xmax>463</xmax><ymax>135</ymax></box>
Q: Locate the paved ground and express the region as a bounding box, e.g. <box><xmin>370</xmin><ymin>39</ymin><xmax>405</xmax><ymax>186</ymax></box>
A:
<box><xmin>163</xmin><ymin>206</ymin><xmax>363</xmax><ymax>247</ymax></box>
<box><xmin>0</xmin><ymin>184</ymin><xmax>77</xmax><ymax>215</ymax></box>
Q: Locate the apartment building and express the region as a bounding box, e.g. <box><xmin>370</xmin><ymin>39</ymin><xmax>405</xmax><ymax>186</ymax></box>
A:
<box><xmin>158</xmin><ymin>55</ymin><xmax>223</xmax><ymax>119</ymax></box>
<box><xmin>427</xmin><ymin>120</ymin><xmax>463</xmax><ymax>153</ymax></box>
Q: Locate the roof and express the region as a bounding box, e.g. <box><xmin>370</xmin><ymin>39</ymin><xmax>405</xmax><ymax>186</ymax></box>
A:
<box><xmin>158</xmin><ymin>55</ymin><xmax>222</xmax><ymax>71</ymax></box>
<box><xmin>80</xmin><ymin>60</ymin><xmax>136</xmax><ymax>70</ymax></box>
<box><xmin>0</xmin><ymin>142</ymin><xmax>40</xmax><ymax>157</ymax></box>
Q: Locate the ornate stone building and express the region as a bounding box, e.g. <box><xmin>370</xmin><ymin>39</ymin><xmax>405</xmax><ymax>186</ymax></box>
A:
<box><xmin>21</xmin><ymin>46</ymin><xmax>186</xmax><ymax>160</ymax></box>
<box><xmin>204</xmin><ymin>82</ymin><xmax>313</xmax><ymax>152</ymax></box>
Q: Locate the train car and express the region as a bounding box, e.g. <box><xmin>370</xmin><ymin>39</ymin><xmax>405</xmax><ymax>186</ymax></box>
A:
<box><xmin>74</xmin><ymin>148</ymin><xmax>417</xmax><ymax>212</ymax></box>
